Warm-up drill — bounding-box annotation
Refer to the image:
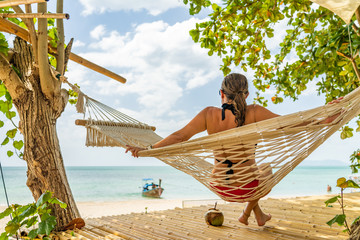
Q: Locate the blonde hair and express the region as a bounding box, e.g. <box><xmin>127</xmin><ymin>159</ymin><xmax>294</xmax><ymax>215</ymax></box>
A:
<box><xmin>221</xmin><ymin>73</ymin><xmax>249</xmax><ymax>127</ymax></box>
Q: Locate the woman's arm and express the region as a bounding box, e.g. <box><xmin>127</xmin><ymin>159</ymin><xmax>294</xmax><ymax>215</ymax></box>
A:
<box><xmin>125</xmin><ymin>107</ymin><xmax>210</xmax><ymax>157</ymax></box>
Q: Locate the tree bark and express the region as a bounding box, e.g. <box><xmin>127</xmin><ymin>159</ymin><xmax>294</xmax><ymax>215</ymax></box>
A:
<box><xmin>9</xmin><ymin>37</ymin><xmax>80</xmax><ymax>229</ymax></box>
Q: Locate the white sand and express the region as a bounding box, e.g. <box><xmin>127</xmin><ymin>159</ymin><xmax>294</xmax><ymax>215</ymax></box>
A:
<box><xmin>77</xmin><ymin>199</ymin><xmax>184</xmax><ymax>218</ymax></box>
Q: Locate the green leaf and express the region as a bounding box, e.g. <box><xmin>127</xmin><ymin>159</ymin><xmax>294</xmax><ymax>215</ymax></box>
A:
<box><xmin>28</xmin><ymin>229</ymin><xmax>38</xmax><ymax>239</ymax></box>
<box><xmin>18</xmin><ymin>204</ymin><xmax>36</xmax><ymax>219</ymax></box>
<box><xmin>49</xmin><ymin>197</ymin><xmax>67</xmax><ymax>209</ymax></box>
<box><xmin>0</xmin><ymin>84</ymin><xmax>7</xmax><ymax>97</ymax></box>
<box><xmin>0</xmin><ymin>232</ymin><xmax>8</xmax><ymax>240</ymax></box>
<box><xmin>13</xmin><ymin>140</ymin><xmax>23</xmax><ymax>151</ymax></box>
<box><xmin>337</xmin><ymin>61</ymin><xmax>348</xmax><ymax>67</ymax></box>
<box><xmin>326</xmin><ymin>214</ymin><xmax>346</xmax><ymax>227</ymax></box>
<box><xmin>189</xmin><ymin>29</ymin><xmax>200</xmax><ymax>42</ymax></box>
<box><xmin>346</xmin><ymin>180</ymin><xmax>360</xmax><ymax>189</ymax></box>
<box><xmin>0</xmin><ymin>100</ymin><xmax>12</xmax><ymax>114</ymax></box>
<box><xmin>25</xmin><ymin>216</ymin><xmax>38</xmax><ymax>228</ymax></box>
<box><xmin>6</xmin><ymin>129</ymin><xmax>17</xmax><ymax>139</ymax></box>
<box><xmin>324</xmin><ymin>195</ymin><xmax>340</xmax><ymax>207</ymax></box>
<box><xmin>1</xmin><ymin>137</ymin><xmax>9</xmax><ymax>146</ymax></box>
<box><xmin>38</xmin><ymin>215</ymin><xmax>56</xmax><ymax>235</ymax></box>
<box><xmin>0</xmin><ymin>120</ymin><xmax>4</xmax><ymax>128</ymax></box>
<box><xmin>339</xmin><ymin>70</ymin><xmax>348</xmax><ymax>76</ymax></box>
<box><xmin>6</xmin><ymin>151</ymin><xmax>13</xmax><ymax>157</ymax></box>
<box><xmin>0</xmin><ymin>207</ymin><xmax>12</xmax><ymax>219</ymax></box>
<box><xmin>5</xmin><ymin>111</ymin><xmax>16</xmax><ymax>120</ymax></box>
<box><xmin>36</xmin><ymin>191</ymin><xmax>52</xmax><ymax>208</ymax></box>
<box><xmin>337</xmin><ymin>177</ymin><xmax>347</xmax><ymax>188</ymax></box>
<box><xmin>5</xmin><ymin>222</ymin><xmax>20</xmax><ymax>234</ymax></box>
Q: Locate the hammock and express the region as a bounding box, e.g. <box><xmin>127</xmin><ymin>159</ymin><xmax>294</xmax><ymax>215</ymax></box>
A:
<box><xmin>73</xmin><ymin>84</ymin><xmax>360</xmax><ymax>202</ymax></box>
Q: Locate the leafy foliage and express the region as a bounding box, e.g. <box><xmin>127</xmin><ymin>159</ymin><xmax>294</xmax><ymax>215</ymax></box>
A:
<box><xmin>184</xmin><ymin>0</ymin><xmax>360</xmax><ymax>171</ymax></box>
<box><xmin>325</xmin><ymin>177</ymin><xmax>360</xmax><ymax>234</ymax></box>
<box><xmin>0</xmin><ymin>191</ymin><xmax>67</xmax><ymax>240</ymax></box>
<box><xmin>68</xmin><ymin>84</ymin><xmax>80</xmax><ymax>105</ymax></box>
<box><xmin>0</xmin><ymin>82</ymin><xmax>23</xmax><ymax>160</ymax></box>
<box><xmin>350</xmin><ymin>149</ymin><xmax>360</xmax><ymax>173</ymax></box>
<box><xmin>184</xmin><ymin>0</ymin><xmax>360</xmax><ymax>103</ymax></box>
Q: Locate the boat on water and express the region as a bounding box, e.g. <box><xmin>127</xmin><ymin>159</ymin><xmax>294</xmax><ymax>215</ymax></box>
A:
<box><xmin>142</xmin><ymin>178</ymin><xmax>164</xmax><ymax>198</ymax></box>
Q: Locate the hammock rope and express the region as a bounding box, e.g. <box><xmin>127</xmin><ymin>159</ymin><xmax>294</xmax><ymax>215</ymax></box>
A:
<box><xmin>69</xmin><ymin>79</ymin><xmax>360</xmax><ymax>202</ymax></box>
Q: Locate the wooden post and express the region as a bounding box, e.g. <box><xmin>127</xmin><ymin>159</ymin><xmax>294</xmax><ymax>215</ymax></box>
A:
<box><xmin>0</xmin><ymin>13</ymin><xmax>70</xmax><ymax>19</ymax></box>
<box><xmin>0</xmin><ymin>0</ymin><xmax>48</xmax><ymax>8</ymax></box>
<box><xmin>25</xmin><ymin>4</ymin><xmax>38</xmax><ymax>63</ymax></box>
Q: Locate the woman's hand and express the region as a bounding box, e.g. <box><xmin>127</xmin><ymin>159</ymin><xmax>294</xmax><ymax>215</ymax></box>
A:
<box><xmin>125</xmin><ymin>145</ymin><xmax>145</xmax><ymax>158</ymax></box>
<box><xmin>322</xmin><ymin>97</ymin><xmax>344</xmax><ymax>124</ymax></box>
<box><xmin>328</xmin><ymin>96</ymin><xmax>344</xmax><ymax>104</ymax></box>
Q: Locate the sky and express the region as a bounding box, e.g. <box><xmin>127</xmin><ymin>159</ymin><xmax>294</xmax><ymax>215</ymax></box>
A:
<box><xmin>1</xmin><ymin>0</ymin><xmax>360</xmax><ymax>167</ymax></box>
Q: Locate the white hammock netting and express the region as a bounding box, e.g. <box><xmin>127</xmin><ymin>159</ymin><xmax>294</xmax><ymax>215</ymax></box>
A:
<box><xmin>74</xmin><ymin>86</ymin><xmax>360</xmax><ymax>203</ymax></box>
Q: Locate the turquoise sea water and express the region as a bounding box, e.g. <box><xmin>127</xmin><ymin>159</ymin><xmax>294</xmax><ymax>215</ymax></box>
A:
<box><xmin>0</xmin><ymin>166</ymin><xmax>355</xmax><ymax>205</ymax></box>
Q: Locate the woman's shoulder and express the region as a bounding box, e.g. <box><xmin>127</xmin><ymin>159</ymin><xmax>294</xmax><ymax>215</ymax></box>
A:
<box><xmin>201</xmin><ymin>106</ymin><xmax>221</xmax><ymax>119</ymax></box>
<box><xmin>248</xmin><ymin>104</ymin><xmax>280</xmax><ymax>122</ymax></box>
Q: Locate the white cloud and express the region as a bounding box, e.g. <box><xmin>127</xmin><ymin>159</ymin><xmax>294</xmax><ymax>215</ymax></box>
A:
<box><xmin>72</xmin><ymin>40</ymin><xmax>86</xmax><ymax>48</ymax></box>
<box><xmin>74</xmin><ymin>18</ymin><xmax>222</xmax><ymax>117</ymax></box>
<box><xmin>78</xmin><ymin>0</ymin><xmax>184</xmax><ymax>16</ymax></box>
<box><xmin>90</xmin><ymin>25</ymin><xmax>106</xmax><ymax>40</ymax></box>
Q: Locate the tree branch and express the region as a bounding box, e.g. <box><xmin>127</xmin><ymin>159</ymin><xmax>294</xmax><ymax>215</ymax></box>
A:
<box><xmin>37</xmin><ymin>2</ymin><xmax>57</xmax><ymax>100</ymax></box>
<box><xmin>355</xmin><ymin>6</ymin><xmax>360</xmax><ymax>26</ymax></box>
<box><xmin>63</xmin><ymin>38</ymin><xmax>73</xmax><ymax>73</ymax></box>
<box><xmin>12</xmin><ymin>5</ymin><xmax>38</xmax><ymax>63</ymax></box>
<box><xmin>0</xmin><ymin>53</ymin><xmax>26</xmax><ymax>100</ymax></box>
<box><xmin>56</xmin><ymin>0</ymin><xmax>65</xmax><ymax>75</ymax></box>
<box><xmin>351</xmin><ymin>56</ymin><xmax>360</xmax><ymax>81</ymax></box>
<box><xmin>352</xmin><ymin>22</ymin><xmax>360</xmax><ymax>36</ymax></box>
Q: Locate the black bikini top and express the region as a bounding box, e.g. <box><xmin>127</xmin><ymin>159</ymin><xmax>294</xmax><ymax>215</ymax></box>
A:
<box><xmin>221</xmin><ymin>103</ymin><xmax>236</xmax><ymax>120</ymax></box>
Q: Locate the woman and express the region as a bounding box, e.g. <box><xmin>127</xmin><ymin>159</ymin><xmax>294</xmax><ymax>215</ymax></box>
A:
<box><xmin>126</xmin><ymin>73</ymin><xmax>278</xmax><ymax>226</ymax></box>
<box><xmin>126</xmin><ymin>73</ymin><xmax>342</xmax><ymax>226</ymax></box>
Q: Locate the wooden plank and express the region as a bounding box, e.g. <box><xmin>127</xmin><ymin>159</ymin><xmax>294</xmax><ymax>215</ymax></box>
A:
<box><xmin>0</xmin><ymin>0</ymin><xmax>47</xmax><ymax>8</ymax></box>
<box><xmin>54</xmin><ymin>193</ymin><xmax>360</xmax><ymax>240</ymax></box>
<box><xmin>0</xmin><ymin>13</ymin><xmax>69</xmax><ymax>19</ymax></box>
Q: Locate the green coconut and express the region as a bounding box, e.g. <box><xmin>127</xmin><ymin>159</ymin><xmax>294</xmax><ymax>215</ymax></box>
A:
<box><xmin>204</xmin><ymin>202</ymin><xmax>224</xmax><ymax>226</ymax></box>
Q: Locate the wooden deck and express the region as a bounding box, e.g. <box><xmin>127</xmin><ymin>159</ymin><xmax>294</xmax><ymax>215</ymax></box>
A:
<box><xmin>54</xmin><ymin>192</ymin><xmax>360</xmax><ymax>239</ymax></box>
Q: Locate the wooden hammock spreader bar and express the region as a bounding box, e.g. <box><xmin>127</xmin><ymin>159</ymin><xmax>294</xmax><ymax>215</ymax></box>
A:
<box><xmin>0</xmin><ymin>0</ymin><xmax>47</xmax><ymax>8</ymax></box>
<box><xmin>0</xmin><ymin>18</ymin><xmax>127</xmax><ymax>84</ymax></box>
<box><xmin>75</xmin><ymin>119</ymin><xmax>156</xmax><ymax>131</ymax></box>
<box><xmin>0</xmin><ymin>13</ymin><xmax>70</xmax><ymax>19</ymax></box>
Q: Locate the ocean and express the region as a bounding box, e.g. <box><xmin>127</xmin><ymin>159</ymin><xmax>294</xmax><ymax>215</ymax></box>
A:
<box><xmin>0</xmin><ymin>166</ymin><xmax>355</xmax><ymax>206</ymax></box>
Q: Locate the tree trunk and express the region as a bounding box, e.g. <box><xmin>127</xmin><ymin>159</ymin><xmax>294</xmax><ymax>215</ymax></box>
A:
<box><xmin>11</xmin><ymin>38</ymin><xmax>80</xmax><ymax>228</ymax></box>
